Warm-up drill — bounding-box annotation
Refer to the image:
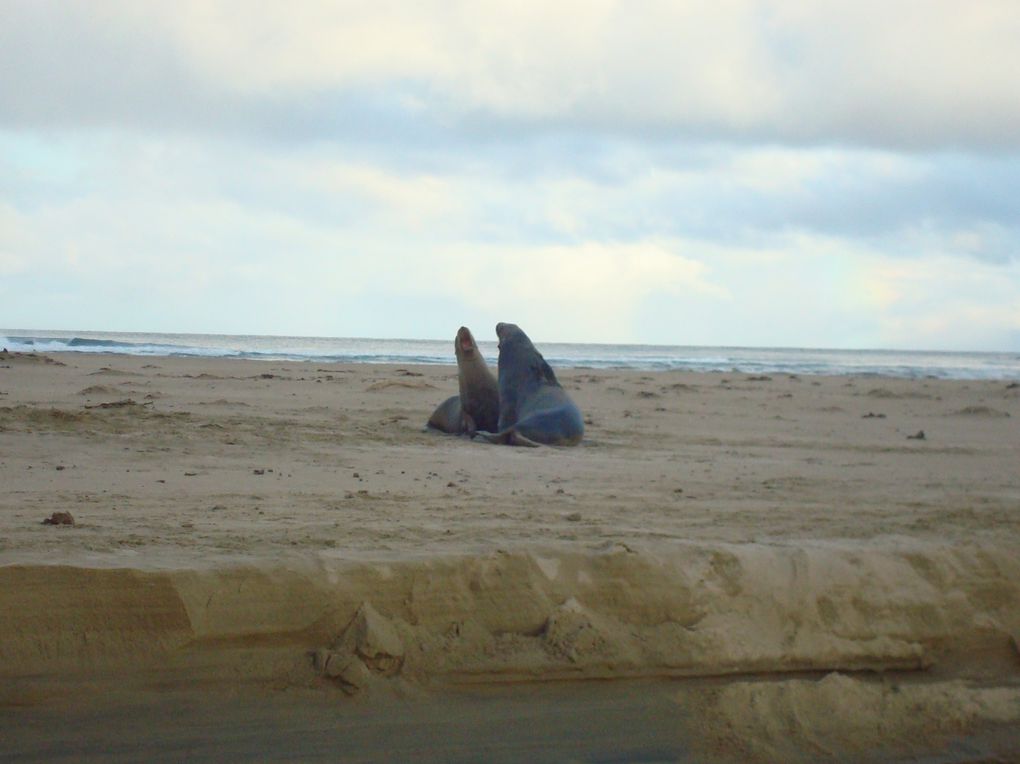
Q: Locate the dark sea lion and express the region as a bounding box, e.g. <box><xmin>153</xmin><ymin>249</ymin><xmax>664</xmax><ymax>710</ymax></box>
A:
<box><xmin>475</xmin><ymin>322</ymin><xmax>584</xmax><ymax>447</ymax></box>
<box><xmin>426</xmin><ymin>326</ymin><xmax>499</xmax><ymax>435</ymax></box>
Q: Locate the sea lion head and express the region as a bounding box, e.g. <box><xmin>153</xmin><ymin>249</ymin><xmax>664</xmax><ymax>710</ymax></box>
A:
<box><xmin>454</xmin><ymin>326</ymin><xmax>479</xmax><ymax>362</ymax></box>
<box><xmin>495</xmin><ymin>323</ymin><xmax>558</xmax><ymax>387</ymax></box>
<box><xmin>495</xmin><ymin>320</ymin><xmax>518</xmax><ymax>344</ymax></box>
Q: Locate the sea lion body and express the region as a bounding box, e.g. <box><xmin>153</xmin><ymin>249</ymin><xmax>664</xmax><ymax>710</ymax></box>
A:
<box><xmin>477</xmin><ymin>322</ymin><xmax>583</xmax><ymax>447</ymax></box>
<box><xmin>427</xmin><ymin>327</ymin><xmax>499</xmax><ymax>435</ymax></box>
<box><xmin>427</xmin><ymin>394</ymin><xmax>464</xmax><ymax>433</ymax></box>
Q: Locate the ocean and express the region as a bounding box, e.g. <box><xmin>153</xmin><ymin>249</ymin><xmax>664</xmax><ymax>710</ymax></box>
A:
<box><xmin>2</xmin><ymin>329</ymin><xmax>1018</xmax><ymax>380</ymax></box>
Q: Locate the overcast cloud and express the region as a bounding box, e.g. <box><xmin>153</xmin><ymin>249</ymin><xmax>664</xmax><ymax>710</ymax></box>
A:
<box><xmin>2</xmin><ymin>1</ymin><xmax>1018</xmax><ymax>349</ymax></box>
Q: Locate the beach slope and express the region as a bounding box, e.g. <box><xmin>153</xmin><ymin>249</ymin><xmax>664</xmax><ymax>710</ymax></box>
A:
<box><xmin>2</xmin><ymin>352</ymin><xmax>1018</xmax><ymax>761</ymax></box>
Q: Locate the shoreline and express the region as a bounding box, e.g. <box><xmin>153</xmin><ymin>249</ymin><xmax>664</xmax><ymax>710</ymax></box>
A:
<box><xmin>2</xmin><ymin>351</ymin><xmax>1019</xmax><ymax>760</ymax></box>
<box><xmin>5</xmin><ymin>334</ymin><xmax>1019</xmax><ymax>380</ymax></box>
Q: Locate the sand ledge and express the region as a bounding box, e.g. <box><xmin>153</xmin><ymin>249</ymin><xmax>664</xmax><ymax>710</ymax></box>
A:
<box><xmin>3</xmin><ymin>540</ymin><xmax>1017</xmax><ymax>685</ymax></box>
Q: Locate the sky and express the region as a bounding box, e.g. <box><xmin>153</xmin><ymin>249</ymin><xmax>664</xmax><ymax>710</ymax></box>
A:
<box><xmin>2</xmin><ymin>1</ymin><xmax>1019</xmax><ymax>350</ymax></box>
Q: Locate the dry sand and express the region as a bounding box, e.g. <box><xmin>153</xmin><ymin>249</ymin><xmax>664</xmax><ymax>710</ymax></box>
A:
<box><xmin>1</xmin><ymin>350</ymin><xmax>1019</xmax><ymax>761</ymax></box>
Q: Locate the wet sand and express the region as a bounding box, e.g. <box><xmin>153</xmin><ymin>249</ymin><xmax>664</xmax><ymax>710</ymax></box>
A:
<box><xmin>1</xmin><ymin>350</ymin><xmax>1019</xmax><ymax>761</ymax></box>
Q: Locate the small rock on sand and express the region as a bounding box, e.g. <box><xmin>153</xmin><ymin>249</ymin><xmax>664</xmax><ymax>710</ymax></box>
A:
<box><xmin>42</xmin><ymin>511</ymin><xmax>75</xmax><ymax>526</ymax></box>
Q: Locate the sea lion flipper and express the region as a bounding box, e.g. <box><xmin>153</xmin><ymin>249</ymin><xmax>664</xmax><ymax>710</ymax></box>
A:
<box><xmin>473</xmin><ymin>429</ymin><xmax>510</xmax><ymax>445</ymax></box>
<box><xmin>472</xmin><ymin>428</ymin><xmax>540</xmax><ymax>447</ymax></box>
<box><xmin>507</xmin><ymin>430</ymin><xmax>542</xmax><ymax>448</ymax></box>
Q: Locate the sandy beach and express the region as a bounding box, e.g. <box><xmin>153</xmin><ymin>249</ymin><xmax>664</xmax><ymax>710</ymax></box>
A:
<box><xmin>2</xmin><ymin>350</ymin><xmax>1019</xmax><ymax>761</ymax></box>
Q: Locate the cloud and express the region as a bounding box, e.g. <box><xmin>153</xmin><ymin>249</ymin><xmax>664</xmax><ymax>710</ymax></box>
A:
<box><xmin>7</xmin><ymin>136</ymin><xmax>1015</xmax><ymax>350</ymax></box>
<box><xmin>859</xmin><ymin>255</ymin><xmax>1020</xmax><ymax>349</ymax></box>
<box><xmin>2</xmin><ymin>4</ymin><xmax>1019</xmax><ymax>349</ymax></box>
<box><xmin>2</xmin><ymin>125</ymin><xmax>1018</xmax><ymax>347</ymax></box>
<box><xmin>3</xmin><ymin>2</ymin><xmax>1020</xmax><ymax>150</ymax></box>
<box><xmin>282</xmin><ymin>160</ymin><xmax>459</xmax><ymax>231</ymax></box>
<box><xmin>430</xmin><ymin>239</ymin><xmax>728</xmax><ymax>343</ymax></box>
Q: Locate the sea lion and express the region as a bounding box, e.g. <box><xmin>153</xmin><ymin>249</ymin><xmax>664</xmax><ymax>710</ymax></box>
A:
<box><xmin>475</xmin><ymin>322</ymin><xmax>584</xmax><ymax>447</ymax></box>
<box><xmin>426</xmin><ymin>326</ymin><xmax>499</xmax><ymax>435</ymax></box>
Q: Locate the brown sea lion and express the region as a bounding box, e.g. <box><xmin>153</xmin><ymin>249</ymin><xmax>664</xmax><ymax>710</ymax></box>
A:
<box><xmin>475</xmin><ymin>322</ymin><xmax>584</xmax><ymax>447</ymax></box>
<box><xmin>426</xmin><ymin>326</ymin><xmax>499</xmax><ymax>435</ymax></box>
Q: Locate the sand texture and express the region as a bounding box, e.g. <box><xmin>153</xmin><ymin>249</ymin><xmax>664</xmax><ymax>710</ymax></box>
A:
<box><xmin>2</xmin><ymin>351</ymin><xmax>1019</xmax><ymax>761</ymax></box>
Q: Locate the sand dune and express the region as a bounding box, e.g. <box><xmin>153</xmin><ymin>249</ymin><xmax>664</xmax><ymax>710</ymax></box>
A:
<box><xmin>1</xmin><ymin>351</ymin><xmax>1019</xmax><ymax>761</ymax></box>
